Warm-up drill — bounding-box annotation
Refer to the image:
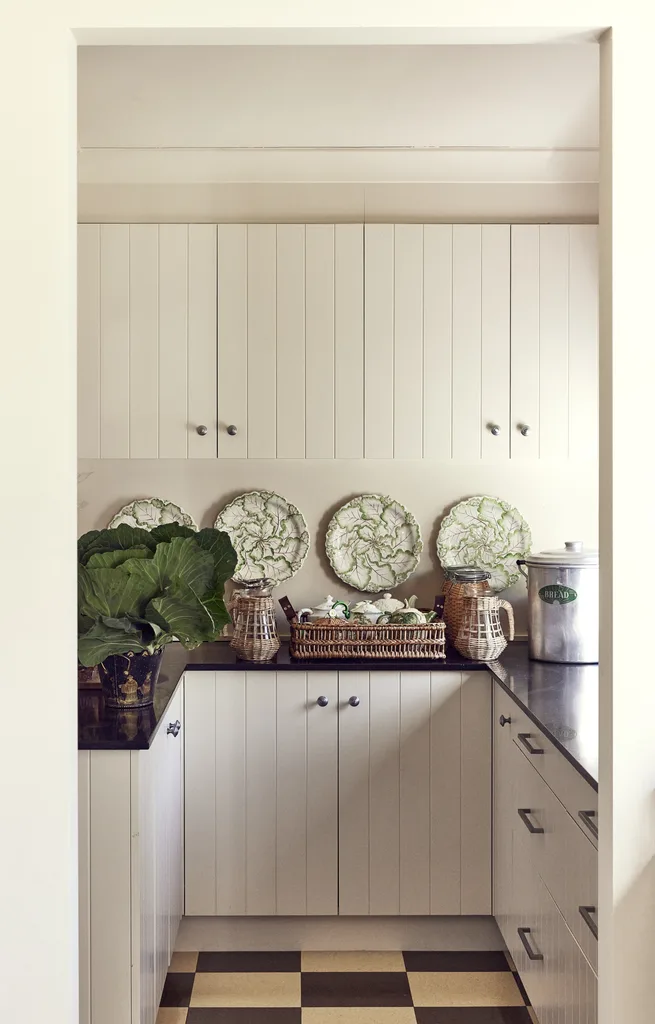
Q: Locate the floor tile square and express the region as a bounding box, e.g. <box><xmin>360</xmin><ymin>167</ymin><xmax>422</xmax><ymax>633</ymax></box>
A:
<box><xmin>187</xmin><ymin>1010</ymin><xmax>301</xmax><ymax>1023</ymax></box>
<box><xmin>156</xmin><ymin>1010</ymin><xmax>188</xmax><ymax>1024</ymax></box>
<box><xmin>414</xmin><ymin>1010</ymin><xmax>532</xmax><ymax>1023</ymax></box>
<box><xmin>191</xmin><ymin>972</ymin><xmax>301</xmax><ymax>1008</ymax></box>
<box><xmin>302</xmin><ymin>1009</ymin><xmax>415</xmax><ymax>1023</ymax></box>
<box><xmin>161</xmin><ymin>973</ymin><xmax>195</xmax><ymax>1007</ymax></box>
<box><xmin>409</xmin><ymin>972</ymin><xmax>525</xmax><ymax>1008</ymax></box>
<box><xmin>301</xmin><ymin>972</ymin><xmax>413</xmax><ymax>1008</ymax></box>
<box><xmin>171</xmin><ymin>952</ymin><xmax>200</xmax><ymax>973</ymax></box>
<box><xmin>301</xmin><ymin>952</ymin><xmax>405</xmax><ymax>973</ymax></box>
<box><xmin>197</xmin><ymin>952</ymin><xmax>301</xmax><ymax>974</ymax></box>
<box><xmin>403</xmin><ymin>952</ymin><xmax>510</xmax><ymax>973</ymax></box>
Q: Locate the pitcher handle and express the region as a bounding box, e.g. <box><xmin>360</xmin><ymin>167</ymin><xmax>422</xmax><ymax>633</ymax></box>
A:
<box><xmin>498</xmin><ymin>599</ymin><xmax>515</xmax><ymax>642</ymax></box>
<box><xmin>517</xmin><ymin>559</ymin><xmax>528</xmax><ymax>581</ymax></box>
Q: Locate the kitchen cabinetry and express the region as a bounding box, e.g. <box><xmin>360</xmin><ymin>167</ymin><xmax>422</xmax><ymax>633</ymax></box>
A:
<box><xmin>77</xmin><ymin>222</ymin><xmax>597</xmax><ymax>462</ymax></box>
<box><xmin>78</xmin><ymin>685</ymin><xmax>184</xmax><ymax>1024</ymax></box>
<box><xmin>184</xmin><ymin>669</ymin><xmax>491</xmax><ymax>917</ymax></box>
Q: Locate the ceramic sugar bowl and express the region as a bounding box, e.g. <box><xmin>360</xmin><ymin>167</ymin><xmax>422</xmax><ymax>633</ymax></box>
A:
<box><xmin>298</xmin><ymin>596</ymin><xmax>349</xmax><ymax>623</ymax></box>
<box><xmin>350</xmin><ymin>600</ymin><xmax>382</xmax><ymax>624</ymax></box>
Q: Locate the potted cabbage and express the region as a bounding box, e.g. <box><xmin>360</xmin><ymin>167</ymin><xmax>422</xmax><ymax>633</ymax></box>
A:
<box><xmin>78</xmin><ymin>523</ymin><xmax>236</xmax><ymax>708</ymax></box>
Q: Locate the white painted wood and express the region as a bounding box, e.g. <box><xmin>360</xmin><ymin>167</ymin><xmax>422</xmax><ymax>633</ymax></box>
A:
<box><xmin>217</xmin><ymin>224</ymin><xmax>248</xmax><ymax>457</ymax></box>
<box><xmin>430</xmin><ymin>672</ymin><xmax>462</xmax><ymax>915</ymax></box>
<box><xmin>338</xmin><ymin>671</ymin><xmax>371</xmax><ymax>914</ymax></box>
<box><xmin>393</xmin><ymin>225</ymin><xmax>423</xmax><ymax>458</ymax></box>
<box><xmin>539</xmin><ymin>225</ymin><xmax>570</xmax><ymax>459</ymax></box>
<box><xmin>245</xmin><ymin>670</ymin><xmax>277</xmax><ymax>913</ymax></box>
<box><xmin>247</xmin><ymin>224</ymin><xmax>277</xmax><ymax>458</ymax></box>
<box><xmin>460</xmin><ymin>671</ymin><xmax>492</xmax><ymax>914</ymax></box>
<box><xmin>99</xmin><ymin>225</ymin><xmax>130</xmax><ymax>458</ymax></box>
<box><xmin>492</xmin><ymin>685</ymin><xmax>519</xmax><ymax>939</ymax></box>
<box><xmin>133</xmin><ymin>744</ymin><xmax>157</xmax><ymax>1024</ymax></box>
<box><xmin>481</xmin><ymin>225</ymin><xmax>511</xmax><ymax>460</ymax></box>
<box><xmin>275</xmin><ymin>672</ymin><xmax>309</xmax><ymax>914</ymax></box>
<box><xmin>452</xmin><ymin>225</ymin><xmax>483</xmax><ymax>460</ymax></box>
<box><xmin>423</xmin><ymin>225</ymin><xmax>453</xmax><ymax>459</ymax></box>
<box><xmin>399</xmin><ymin>672</ymin><xmax>432</xmax><ymax>913</ymax></box>
<box><xmin>306</xmin><ymin>672</ymin><xmax>339</xmax><ymax>915</ymax></box>
<box><xmin>187</xmin><ymin>224</ymin><xmax>217</xmax><ymax>458</ymax></box>
<box><xmin>368</xmin><ymin>671</ymin><xmax>400</xmax><ymax>915</ymax></box>
<box><xmin>305</xmin><ymin>225</ymin><xmax>335</xmax><ymax>458</ymax></box>
<box><xmin>158</xmin><ymin>224</ymin><xmax>188</xmax><ymax>458</ymax></box>
<box><xmin>511</xmin><ymin>225</ymin><xmax>541</xmax><ymax>458</ymax></box>
<box><xmin>128</xmin><ymin>225</ymin><xmax>159</xmax><ymax>458</ymax></box>
<box><xmin>364</xmin><ymin>224</ymin><xmax>394</xmax><ymax>458</ymax></box>
<box><xmin>569</xmin><ymin>225</ymin><xmax>599</xmax><ymax>461</ymax></box>
<box><xmin>276</xmin><ymin>225</ymin><xmax>306</xmax><ymax>458</ymax></box>
<box><xmin>184</xmin><ymin>671</ymin><xmax>217</xmax><ymax>915</ymax></box>
<box><xmin>334</xmin><ymin>224</ymin><xmax>364</xmax><ymax>459</ymax></box>
<box><xmin>214</xmin><ymin>671</ymin><xmax>247</xmax><ymax>915</ymax></box>
<box><xmin>78</xmin><ymin>753</ymin><xmax>91</xmax><ymax>1024</ymax></box>
<box><xmin>77</xmin><ymin>225</ymin><xmax>101</xmax><ymax>458</ymax></box>
<box><xmin>165</xmin><ymin>686</ymin><xmax>185</xmax><ymax>956</ymax></box>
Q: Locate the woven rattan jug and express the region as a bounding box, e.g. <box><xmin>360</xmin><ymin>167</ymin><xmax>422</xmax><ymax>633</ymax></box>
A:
<box><xmin>230</xmin><ymin>578</ymin><xmax>280</xmax><ymax>662</ymax></box>
<box><xmin>454</xmin><ymin>593</ymin><xmax>515</xmax><ymax>661</ymax></box>
<box><xmin>442</xmin><ymin>567</ymin><xmax>492</xmax><ymax>644</ymax></box>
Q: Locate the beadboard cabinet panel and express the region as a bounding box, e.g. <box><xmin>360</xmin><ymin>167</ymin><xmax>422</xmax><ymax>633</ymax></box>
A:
<box><xmin>334</xmin><ymin>225</ymin><xmax>365</xmax><ymax>458</ymax></box>
<box><xmin>364</xmin><ymin>224</ymin><xmax>394</xmax><ymax>458</ymax></box>
<box><xmin>423</xmin><ymin>225</ymin><xmax>453</xmax><ymax>459</ymax></box>
<box><xmin>276</xmin><ymin>225</ymin><xmax>306</xmax><ymax>458</ymax></box>
<box><xmin>77</xmin><ymin>225</ymin><xmax>101</xmax><ymax>459</ymax></box>
<box><xmin>217</xmin><ymin>224</ymin><xmax>248</xmax><ymax>458</ymax></box>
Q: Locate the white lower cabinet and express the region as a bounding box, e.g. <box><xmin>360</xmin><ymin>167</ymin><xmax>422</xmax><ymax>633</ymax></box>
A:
<box><xmin>78</xmin><ymin>684</ymin><xmax>184</xmax><ymax>1024</ymax></box>
<box><xmin>184</xmin><ymin>669</ymin><xmax>491</xmax><ymax>916</ymax></box>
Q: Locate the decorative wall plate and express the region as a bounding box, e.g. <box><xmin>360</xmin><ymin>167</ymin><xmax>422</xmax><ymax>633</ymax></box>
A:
<box><xmin>108</xmin><ymin>497</ymin><xmax>197</xmax><ymax>531</ymax></box>
<box><xmin>436</xmin><ymin>495</ymin><xmax>532</xmax><ymax>592</ymax></box>
<box><xmin>214</xmin><ymin>490</ymin><xmax>309</xmax><ymax>584</ymax></box>
<box><xmin>325</xmin><ymin>494</ymin><xmax>422</xmax><ymax>592</ymax></box>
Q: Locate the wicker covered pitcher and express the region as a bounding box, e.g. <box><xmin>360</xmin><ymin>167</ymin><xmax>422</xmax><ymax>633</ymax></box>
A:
<box><xmin>443</xmin><ymin>567</ymin><xmax>492</xmax><ymax>643</ymax></box>
<box><xmin>454</xmin><ymin>593</ymin><xmax>515</xmax><ymax>661</ymax></box>
<box><xmin>230</xmin><ymin>578</ymin><xmax>280</xmax><ymax>662</ymax></box>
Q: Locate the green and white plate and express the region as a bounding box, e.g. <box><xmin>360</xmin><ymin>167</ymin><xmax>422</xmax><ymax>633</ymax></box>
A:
<box><xmin>325</xmin><ymin>494</ymin><xmax>422</xmax><ymax>593</ymax></box>
<box><xmin>436</xmin><ymin>495</ymin><xmax>531</xmax><ymax>592</ymax></box>
<box><xmin>108</xmin><ymin>497</ymin><xmax>197</xmax><ymax>531</ymax></box>
<box><xmin>214</xmin><ymin>490</ymin><xmax>309</xmax><ymax>584</ymax></box>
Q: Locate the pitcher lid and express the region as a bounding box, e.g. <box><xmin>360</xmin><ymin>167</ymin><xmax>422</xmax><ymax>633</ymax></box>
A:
<box><xmin>524</xmin><ymin>541</ymin><xmax>598</xmax><ymax>567</ymax></box>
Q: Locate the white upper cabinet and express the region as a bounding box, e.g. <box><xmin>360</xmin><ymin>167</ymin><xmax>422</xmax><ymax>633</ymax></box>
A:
<box><xmin>78</xmin><ymin>222</ymin><xmax>597</xmax><ymax>461</ymax></box>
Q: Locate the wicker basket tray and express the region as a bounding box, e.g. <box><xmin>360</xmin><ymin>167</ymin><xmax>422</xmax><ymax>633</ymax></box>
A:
<box><xmin>289</xmin><ymin>618</ymin><xmax>446</xmax><ymax>661</ymax></box>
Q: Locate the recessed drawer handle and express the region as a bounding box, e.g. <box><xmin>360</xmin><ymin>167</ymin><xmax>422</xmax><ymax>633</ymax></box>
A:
<box><xmin>579</xmin><ymin>905</ymin><xmax>598</xmax><ymax>940</ymax></box>
<box><xmin>518</xmin><ymin>808</ymin><xmax>545</xmax><ymax>834</ymax></box>
<box><xmin>518</xmin><ymin>732</ymin><xmax>545</xmax><ymax>755</ymax></box>
<box><xmin>578</xmin><ymin>809</ymin><xmax>599</xmax><ymax>840</ymax></box>
<box><xmin>517</xmin><ymin>927</ymin><xmax>544</xmax><ymax>961</ymax></box>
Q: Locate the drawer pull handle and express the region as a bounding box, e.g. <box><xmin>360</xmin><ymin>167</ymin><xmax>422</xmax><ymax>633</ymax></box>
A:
<box><xmin>518</xmin><ymin>732</ymin><xmax>545</xmax><ymax>755</ymax></box>
<box><xmin>517</xmin><ymin>927</ymin><xmax>544</xmax><ymax>961</ymax></box>
<box><xmin>167</xmin><ymin>720</ymin><xmax>181</xmax><ymax>738</ymax></box>
<box><xmin>578</xmin><ymin>809</ymin><xmax>599</xmax><ymax>840</ymax></box>
<box><xmin>579</xmin><ymin>905</ymin><xmax>598</xmax><ymax>940</ymax></box>
<box><xmin>518</xmin><ymin>808</ymin><xmax>545</xmax><ymax>834</ymax></box>
<box><xmin>499</xmin><ymin>714</ymin><xmax>511</xmax><ymax>727</ymax></box>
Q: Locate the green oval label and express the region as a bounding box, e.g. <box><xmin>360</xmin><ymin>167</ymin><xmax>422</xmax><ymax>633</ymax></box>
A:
<box><xmin>539</xmin><ymin>584</ymin><xmax>577</xmax><ymax>605</ymax></box>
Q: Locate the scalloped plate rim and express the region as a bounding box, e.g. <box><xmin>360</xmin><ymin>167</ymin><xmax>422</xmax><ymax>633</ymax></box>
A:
<box><xmin>107</xmin><ymin>496</ymin><xmax>198</xmax><ymax>531</ymax></box>
<box><xmin>436</xmin><ymin>493</ymin><xmax>532</xmax><ymax>592</ymax></box>
<box><xmin>214</xmin><ymin>488</ymin><xmax>310</xmax><ymax>584</ymax></box>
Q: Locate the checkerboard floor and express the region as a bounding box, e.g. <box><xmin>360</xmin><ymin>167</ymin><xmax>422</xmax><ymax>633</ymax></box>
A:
<box><xmin>156</xmin><ymin>950</ymin><xmax>532</xmax><ymax>1023</ymax></box>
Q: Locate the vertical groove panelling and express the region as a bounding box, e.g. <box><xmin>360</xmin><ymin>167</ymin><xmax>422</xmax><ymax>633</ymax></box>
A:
<box><xmin>275</xmin><ymin>672</ymin><xmax>308</xmax><ymax>914</ymax></box>
<box><xmin>335</xmin><ymin>225</ymin><xmax>364</xmax><ymax>458</ymax></box>
<box><xmin>365</xmin><ymin>225</ymin><xmax>394</xmax><ymax>458</ymax></box>
<box><xmin>481</xmin><ymin>226</ymin><xmax>511</xmax><ymax>461</ymax></box>
<box><xmin>247</xmin><ymin>224</ymin><xmax>277</xmax><ymax>458</ymax></box>
<box><xmin>187</xmin><ymin>225</ymin><xmax>218</xmax><ymax>458</ymax></box>
<box><xmin>511</xmin><ymin>226</ymin><xmax>540</xmax><ymax>458</ymax></box>
<box><xmin>452</xmin><ymin>225</ymin><xmax>483</xmax><ymax>460</ymax></box>
<box><xmin>276</xmin><ymin>225</ymin><xmax>306</xmax><ymax>458</ymax></box>
<box><xmin>158</xmin><ymin>225</ymin><xmax>189</xmax><ymax>458</ymax></box>
<box><xmin>399</xmin><ymin>672</ymin><xmax>432</xmax><ymax>914</ymax></box>
<box><xmin>306</xmin><ymin>672</ymin><xmax>339</xmax><ymax>915</ymax></box>
<box><xmin>430</xmin><ymin>672</ymin><xmax>462</xmax><ymax>914</ymax></box>
<box><xmin>423</xmin><ymin>225</ymin><xmax>453</xmax><ymax>460</ymax></box>
<box><xmin>393</xmin><ymin>225</ymin><xmax>424</xmax><ymax>458</ymax></box>
<box><xmin>129</xmin><ymin>225</ymin><xmax>159</xmax><ymax>458</ymax></box>
<box><xmin>77</xmin><ymin>225</ymin><xmax>101</xmax><ymax>458</ymax></box>
<box><xmin>460</xmin><ymin>672</ymin><xmax>492</xmax><ymax>914</ymax></box>
<box><xmin>218</xmin><ymin>224</ymin><xmax>248</xmax><ymax>457</ymax></box>
<box><xmin>569</xmin><ymin>225</ymin><xmax>599</xmax><ymax>461</ymax></box>
<box><xmin>99</xmin><ymin>225</ymin><xmax>130</xmax><ymax>457</ymax></box>
<box><xmin>245</xmin><ymin>671</ymin><xmax>277</xmax><ymax>913</ymax></box>
<box><xmin>305</xmin><ymin>225</ymin><xmax>335</xmax><ymax>458</ymax></box>
<box><xmin>368</xmin><ymin>672</ymin><xmax>400</xmax><ymax>915</ymax></box>
<box><xmin>215</xmin><ymin>672</ymin><xmax>247</xmax><ymax>914</ymax></box>
<box><xmin>539</xmin><ymin>226</ymin><xmax>570</xmax><ymax>459</ymax></box>
<box><xmin>184</xmin><ymin>672</ymin><xmax>217</xmax><ymax>915</ymax></box>
<box><xmin>338</xmin><ymin>671</ymin><xmax>371</xmax><ymax>915</ymax></box>
<box><xmin>77</xmin><ymin>753</ymin><xmax>91</xmax><ymax>1024</ymax></box>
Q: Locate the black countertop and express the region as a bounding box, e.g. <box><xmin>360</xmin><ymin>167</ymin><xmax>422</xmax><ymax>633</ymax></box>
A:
<box><xmin>79</xmin><ymin>641</ymin><xmax>598</xmax><ymax>788</ymax></box>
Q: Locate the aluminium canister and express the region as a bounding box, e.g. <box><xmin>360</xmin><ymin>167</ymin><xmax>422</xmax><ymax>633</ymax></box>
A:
<box><xmin>517</xmin><ymin>541</ymin><xmax>598</xmax><ymax>664</ymax></box>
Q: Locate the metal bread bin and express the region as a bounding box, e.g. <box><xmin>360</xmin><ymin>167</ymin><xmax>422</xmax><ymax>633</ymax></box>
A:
<box><xmin>517</xmin><ymin>541</ymin><xmax>598</xmax><ymax>664</ymax></box>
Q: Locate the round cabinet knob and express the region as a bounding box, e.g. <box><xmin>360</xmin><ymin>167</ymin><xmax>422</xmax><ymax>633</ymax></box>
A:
<box><xmin>196</xmin><ymin>424</ymin><xmax>208</xmax><ymax>436</ymax></box>
<box><xmin>227</xmin><ymin>424</ymin><xmax>238</xmax><ymax>436</ymax></box>
<box><xmin>520</xmin><ymin>424</ymin><xmax>531</xmax><ymax>437</ymax></box>
<box><xmin>348</xmin><ymin>696</ymin><xmax>360</xmax><ymax>707</ymax></box>
<box><xmin>499</xmin><ymin>714</ymin><xmax>511</xmax><ymax>727</ymax></box>
<box><xmin>489</xmin><ymin>424</ymin><xmax>501</xmax><ymax>436</ymax></box>
<box><xmin>316</xmin><ymin>695</ymin><xmax>329</xmax><ymax>707</ymax></box>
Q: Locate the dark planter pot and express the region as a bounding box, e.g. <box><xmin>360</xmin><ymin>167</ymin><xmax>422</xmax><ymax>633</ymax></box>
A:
<box><xmin>98</xmin><ymin>649</ymin><xmax>164</xmax><ymax>708</ymax></box>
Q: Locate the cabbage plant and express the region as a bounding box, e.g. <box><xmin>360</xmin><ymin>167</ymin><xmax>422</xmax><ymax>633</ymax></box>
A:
<box><xmin>78</xmin><ymin>523</ymin><xmax>237</xmax><ymax>667</ymax></box>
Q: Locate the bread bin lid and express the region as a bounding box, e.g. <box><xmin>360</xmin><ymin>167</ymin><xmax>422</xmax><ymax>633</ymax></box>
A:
<box><xmin>524</xmin><ymin>541</ymin><xmax>598</xmax><ymax>567</ymax></box>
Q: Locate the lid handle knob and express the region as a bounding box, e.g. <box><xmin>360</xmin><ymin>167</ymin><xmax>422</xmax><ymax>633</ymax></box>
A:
<box><xmin>565</xmin><ymin>541</ymin><xmax>583</xmax><ymax>552</ymax></box>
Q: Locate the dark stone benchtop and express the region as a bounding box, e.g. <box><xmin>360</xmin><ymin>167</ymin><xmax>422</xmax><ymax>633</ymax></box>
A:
<box><xmin>79</xmin><ymin>640</ymin><xmax>599</xmax><ymax>789</ymax></box>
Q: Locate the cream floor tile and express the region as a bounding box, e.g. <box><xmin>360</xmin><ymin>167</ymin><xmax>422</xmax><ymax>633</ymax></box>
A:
<box><xmin>302</xmin><ymin>1010</ymin><xmax>415</xmax><ymax>1024</ymax></box>
<box><xmin>409</xmin><ymin>970</ymin><xmax>525</xmax><ymax>1007</ymax></box>
<box><xmin>156</xmin><ymin>1010</ymin><xmax>187</xmax><ymax>1024</ymax></box>
<box><xmin>190</xmin><ymin>971</ymin><xmax>301</xmax><ymax>1007</ymax></box>
<box><xmin>301</xmin><ymin>951</ymin><xmax>405</xmax><ymax>973</ymax></box>
<box><xmin>169</xmin><ymin>951</ymin><xmax>199</xmax><ymax>973</ymax></box>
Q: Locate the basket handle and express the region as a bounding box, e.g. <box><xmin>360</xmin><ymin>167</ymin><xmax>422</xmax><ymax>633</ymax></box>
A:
<box><xmin>498</xmin><ymin>599</ymin><xmax>515</xmax><ymax>641</ymax></box>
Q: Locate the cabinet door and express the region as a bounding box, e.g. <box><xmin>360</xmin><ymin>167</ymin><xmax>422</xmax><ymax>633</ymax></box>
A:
<box><xmin>184</xmin><ymin>670</ymin><xmax>339</xmax><ymax>916</ymax></box>
<box><xmin>338</xmin><ymin>670</ymin><xmax>491</xmax><ymax>916</ymax></box>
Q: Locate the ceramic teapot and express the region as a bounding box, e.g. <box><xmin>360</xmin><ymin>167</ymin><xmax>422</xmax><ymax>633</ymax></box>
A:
<box><xmin>383</xmin><ymin>607</ymin><xmax>437</xmax><ymax>626</ymax></box>
<box><xmin>350</xmin><ymin>600</ymin><xmax>382</xmax><ymax>624</ymax></box>
<box><xmin>297</xmin><ymin>596</ymin><xmax>349</xmax><ymax>623</ymax></box>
